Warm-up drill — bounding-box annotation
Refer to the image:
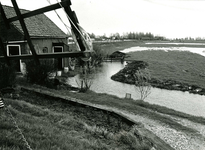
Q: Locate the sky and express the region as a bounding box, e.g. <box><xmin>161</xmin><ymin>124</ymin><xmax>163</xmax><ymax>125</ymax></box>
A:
<box><xmin>1</xmin><ymin>0</ymin><xmax>205</xmax><ymax>39</ymax></box>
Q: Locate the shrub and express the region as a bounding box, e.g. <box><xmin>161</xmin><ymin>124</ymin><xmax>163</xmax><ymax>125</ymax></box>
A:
<box><xmin>0</xmin><ymin>62</ymin><xmax>16</xmax><ymax>89</ymax></box>
<box><xmin>134</xmin><ymin>68</ymin><xmax>151</xmax><ymax>100</ymax></box>
<box><xmin>92</xmin><ymin>44</ymin><xmax>104</xmax><ymax>66</ymax></box>
<box><xmin>118</xmin><ymin>130</ymin><xmax>151</xmax><ymax>150</ymax></box>
<box><xmin>24</xmin><ymin>59</ymin><xmax>57</xmax><ymax>85</ymax></box>
<box><xmin>76</xmin><ymin>74</ymin><xmax>93</xmax><ymax>93</ymax></box>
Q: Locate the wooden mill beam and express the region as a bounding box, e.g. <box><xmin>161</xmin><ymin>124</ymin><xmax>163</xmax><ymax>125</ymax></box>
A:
<box><xmin>0</xmin><ymin>51</ymin><xmax>84</xmax><ymax>61</ymax></box>
<box><xmin>11</xmin><ymin>0</ymin><xmax>40</xmax><ymax>65</ymax></box>
<box><xmin>0</xmin><ymin>38</ymin><xmax>10</xmax><ymax>65</ymax></box>
<box><xmin>7</xmin><ymin>1</ymin><xmax>71</xmax><ymax>23</ymax></box>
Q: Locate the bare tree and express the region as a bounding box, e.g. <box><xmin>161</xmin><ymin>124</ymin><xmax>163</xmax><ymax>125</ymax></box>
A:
<box><xmin>134</xmin><ymin>68</ymin><xmax>151</xmax><ymax>100</ymax></box>
<box><xmin>76</xmin><ymin>70</ymin><xmax>93</xmax><ymax>92</ymax></box>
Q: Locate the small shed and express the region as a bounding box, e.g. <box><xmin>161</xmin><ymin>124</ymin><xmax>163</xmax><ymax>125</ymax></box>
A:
<box><xmin>0</xmin><ymin>5</ymin><xmax>70</xmax><ymax>72</ymax></box>
<box><xmin>110</xmin><ymin>51</ymin><xmax>126</xmax><ymax>59</ymax></box>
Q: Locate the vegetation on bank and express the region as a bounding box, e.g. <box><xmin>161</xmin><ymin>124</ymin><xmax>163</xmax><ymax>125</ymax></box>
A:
<box><xmin>16</xmin><ymin>77</ymin><xmax>205</xmax><ymax>132</ymax></box>
<box><xmin>0</xmin><ymin>90</ymin><xmax>152</xmax><ymax>150</ymax></box>
<box><xmin>125</xmin><ymin>50</ymin><xmax>205</xmax><ymax>92</ymax></box>
<box><xmin>50</xmin><ymin>88</ymin><xmax>205</xmax><ymax>130</ymax></box>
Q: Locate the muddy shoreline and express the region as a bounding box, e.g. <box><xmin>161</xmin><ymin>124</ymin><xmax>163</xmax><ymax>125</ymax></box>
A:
<box><xmin>111</xmin><ymin>61</ymin><xmax>205</xmax><ymax>96</ymax></box>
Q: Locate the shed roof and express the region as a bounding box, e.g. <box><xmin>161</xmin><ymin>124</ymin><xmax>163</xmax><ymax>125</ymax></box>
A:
<box><xmin>110</xmin><ymin>51</ymin><xmax>126</xmax><ymax>57</ymax></box>
<box><xmin>111</xmin><ymin>51</ymin><xmax>126</xmax><ymax>55</ymax></box>
<box><xmin>2</xmin><ymin>5</ymin><xmax>68</xmax><ymax>38</ymax></box>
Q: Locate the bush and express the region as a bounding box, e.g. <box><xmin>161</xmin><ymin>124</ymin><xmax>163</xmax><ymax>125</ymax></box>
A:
<box><xmin>134</xmin><ymin>68</ymin><xmax>151</xmax><ymax>100</ymax></box>
<box><xmin>76</xmin><ymin>73</ymin><xmax>93</xmax><ymax>93</ymax></box>
<box><xmin>0</xmin><ymin>62</ymin><xmax>16</xmax><ymax>89</ymax></box>
<box><xmin>24</xmin><ymin>59</ymin><xmax>57</xmax><ymax>85</ymax></box>
<box><xmin>92</xmin><ymin>44</ymin><xmax>104</xmax><ymax>66</ymax></box>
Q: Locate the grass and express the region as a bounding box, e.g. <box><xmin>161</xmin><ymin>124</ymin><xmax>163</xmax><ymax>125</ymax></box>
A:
<box><xmin>17</xmin><ymin>81</ymin><xmax>205</xmax><ymax>134</ymax></box>
<box><xmin>61</xmin><ymin>90</ymin><xmax>205</xmax><ymax>133</ymax></box>
<box><xmin>126</xmin><ymin>50</ymin><xmax>205</xmax><ymax>88</ymax></box>
<box><xmin>0</xmin><ymin>92</ymin><xmax>152</xmax><ymax>150</ymax></box>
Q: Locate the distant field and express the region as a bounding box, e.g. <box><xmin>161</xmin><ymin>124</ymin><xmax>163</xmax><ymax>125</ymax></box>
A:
<box><xmin>126</xmin><ymin>50</ymin><xmax>205</xmax><ymax>88</ymax></box>
<box><xmin>93</xmin><ymin>40</ymin><xmax>205</xmax><ymax>55</ymax></box>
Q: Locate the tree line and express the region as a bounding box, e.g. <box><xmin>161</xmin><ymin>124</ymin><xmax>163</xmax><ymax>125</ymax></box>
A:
<box><xmin>88</xmin><ymin>32</ymin><xmax>165</xmax><ymax>40</ymax></box>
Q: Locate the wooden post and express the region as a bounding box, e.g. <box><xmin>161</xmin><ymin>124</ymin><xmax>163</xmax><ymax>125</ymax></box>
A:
<box><xmin>8</xmin><ymin>1</ymin><xmax>70</xmax><ymax>23</ymax></box>
<box><xmin>125</xmin><ymin>93</ymin><xmax>131</xmax><ymax>99</ymax></box>
<box><xmin>11</xmin><ymin>0</ymin><xmax>40</xmax><ymax>65</ymax></box>
<box><xmin>0</xmin><ymin>3</ymin><xmax>11</xmax><ymax>66</ymax></box>
<box><xmin>0</xmin><ymin>38</ymin><xmax>10</xmax><ymax>66</ymax></box>
<box><xmin>81</xmin><ymin>80</ymin><xmax>84</xmax><ymax>89</ymax></box>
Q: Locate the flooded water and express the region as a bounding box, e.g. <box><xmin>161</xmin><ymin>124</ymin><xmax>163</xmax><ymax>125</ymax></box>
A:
<box><xmin>67</xmin><ymin>62</ymin><xmax>205</xmax><ymax>118</ymax></box>
<box><xmin>146</xmin><ymin>42</ymin><xmax>205</xmax><ymax>45</ymax></box>
<box><xmin>121</xmin><ymin>46</ymin><xmax>205</xmax><ymax>56</ymax></box>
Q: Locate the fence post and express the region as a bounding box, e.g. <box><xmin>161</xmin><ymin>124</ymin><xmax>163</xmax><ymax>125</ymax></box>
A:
<box><xmin>125</xmin><ymin>93</ymin><xmax>131</xmax><ymax>99</ymax></box>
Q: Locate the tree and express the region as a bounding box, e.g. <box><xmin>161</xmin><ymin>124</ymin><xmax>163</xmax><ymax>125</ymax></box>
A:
<box><xmin>76</xmin><ymin>69</ymin><xmax>93</xmax><ymax>92</ymax></box>
<box><xmin>89</xmin><ymin>33</ymin><xmax>96</xmax><ymax>39</ymax></box>
<box><xmin>134</xmin><ymin>68</ymin><xmax>151</xmax><ymax>100</ymax></box>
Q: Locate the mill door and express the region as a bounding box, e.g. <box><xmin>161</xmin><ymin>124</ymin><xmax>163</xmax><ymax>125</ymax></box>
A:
<box><xmin>7</xmin><ymin>45</ymin><xmax>21</xmax><ymax>72</ymax></box>
<box><xmin>53</xmin><ymin>46</ymin><xmax>63</xmax><ymax>70</ymax></box>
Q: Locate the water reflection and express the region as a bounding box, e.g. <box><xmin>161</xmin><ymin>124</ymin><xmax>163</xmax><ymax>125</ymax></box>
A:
<box><xmin>67</xmin><ymin>62</ymin><xmax>205</xmax><ymax>117</ymax></box>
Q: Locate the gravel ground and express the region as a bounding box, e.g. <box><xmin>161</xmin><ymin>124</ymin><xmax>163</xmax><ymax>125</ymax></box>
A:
<box><xmin>96</xmin><ymin>105</ymin><xmax>205</xmax><ymax>150</ymax></box>
<box><xmin>115</xmin><ymin>110</ymin><xmax>205</xmax><ymax>150</ymax></box>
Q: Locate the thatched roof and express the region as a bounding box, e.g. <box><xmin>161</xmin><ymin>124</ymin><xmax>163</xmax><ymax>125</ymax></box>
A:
<box><xmin>2</xmin><ymin>5</ymin><xmax>67</xmax><ymax>38</ymax></box>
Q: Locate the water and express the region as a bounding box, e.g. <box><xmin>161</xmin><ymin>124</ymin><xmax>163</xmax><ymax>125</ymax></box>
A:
<box><xmin>121</xmin><ymin>46</ymin><xmax>205</xmax><ymax>56</ymax></box>
<box><xmin>146</xmin><ymin>42</ymin><xmax>205</xmax><ymax>45</ymax></box>
<box><xmin>67</xmin><ymin>62</ymin><xmax>205</xmax><ymax>118</ymax></box>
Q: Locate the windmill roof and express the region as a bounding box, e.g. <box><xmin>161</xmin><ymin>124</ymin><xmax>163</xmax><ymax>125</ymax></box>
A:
<box><xmin>2</xmin><ymin>5</ymin><xmax>68</xmax><ymax>38</ymax></box>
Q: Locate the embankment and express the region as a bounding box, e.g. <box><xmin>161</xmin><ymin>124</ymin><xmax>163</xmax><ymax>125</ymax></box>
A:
<box><xmin>110</xmin><ymin>49</ymin><xmax>205</xmax><ymax>95</ymax></box>
<box><xmin>111</xmin><ymin>59</ymin><xmax>205</xmax><ymax>95</ymax></box>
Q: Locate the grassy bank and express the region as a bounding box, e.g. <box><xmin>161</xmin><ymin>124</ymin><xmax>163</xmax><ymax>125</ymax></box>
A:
<box><xmin>16</xmin><ymin>79</ymin><xmax>205</xmax><ymax>132</ymax></box>
<box><xmin>126</xmin><ymin>50</ymin><xmax>205</xmax><ymax>89</ymax></box>
<box><xmin>0</xmin><ymin>91</ymin><xmax>152</xmax><ymax>150</ymax></box>
<box><xmin>57</xmin><ymin>89</ymin><xmax>205</xmax><ymax>127</ymax></box>
<box><xmin>94</xmin><ymin>41</ymin><xmax>205</xmax><ymax>90</ymax></box>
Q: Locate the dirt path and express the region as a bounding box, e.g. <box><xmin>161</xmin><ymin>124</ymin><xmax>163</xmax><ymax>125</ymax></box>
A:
<box><xmin>93</xmin><ymin>103</ymin><xmax>205</xmax><ymax>150</ymax></box>
<box><xmin>122</xmin><ymin>112</ymin><xmax>205</xmax><ymax>150</ymax></box>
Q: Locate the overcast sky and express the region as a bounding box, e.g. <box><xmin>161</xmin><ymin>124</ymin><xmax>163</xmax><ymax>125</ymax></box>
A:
<box><xmin>1</xmin><ymin>0</ymin><xmax>205</xmax><ymax>39</ymax></box>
